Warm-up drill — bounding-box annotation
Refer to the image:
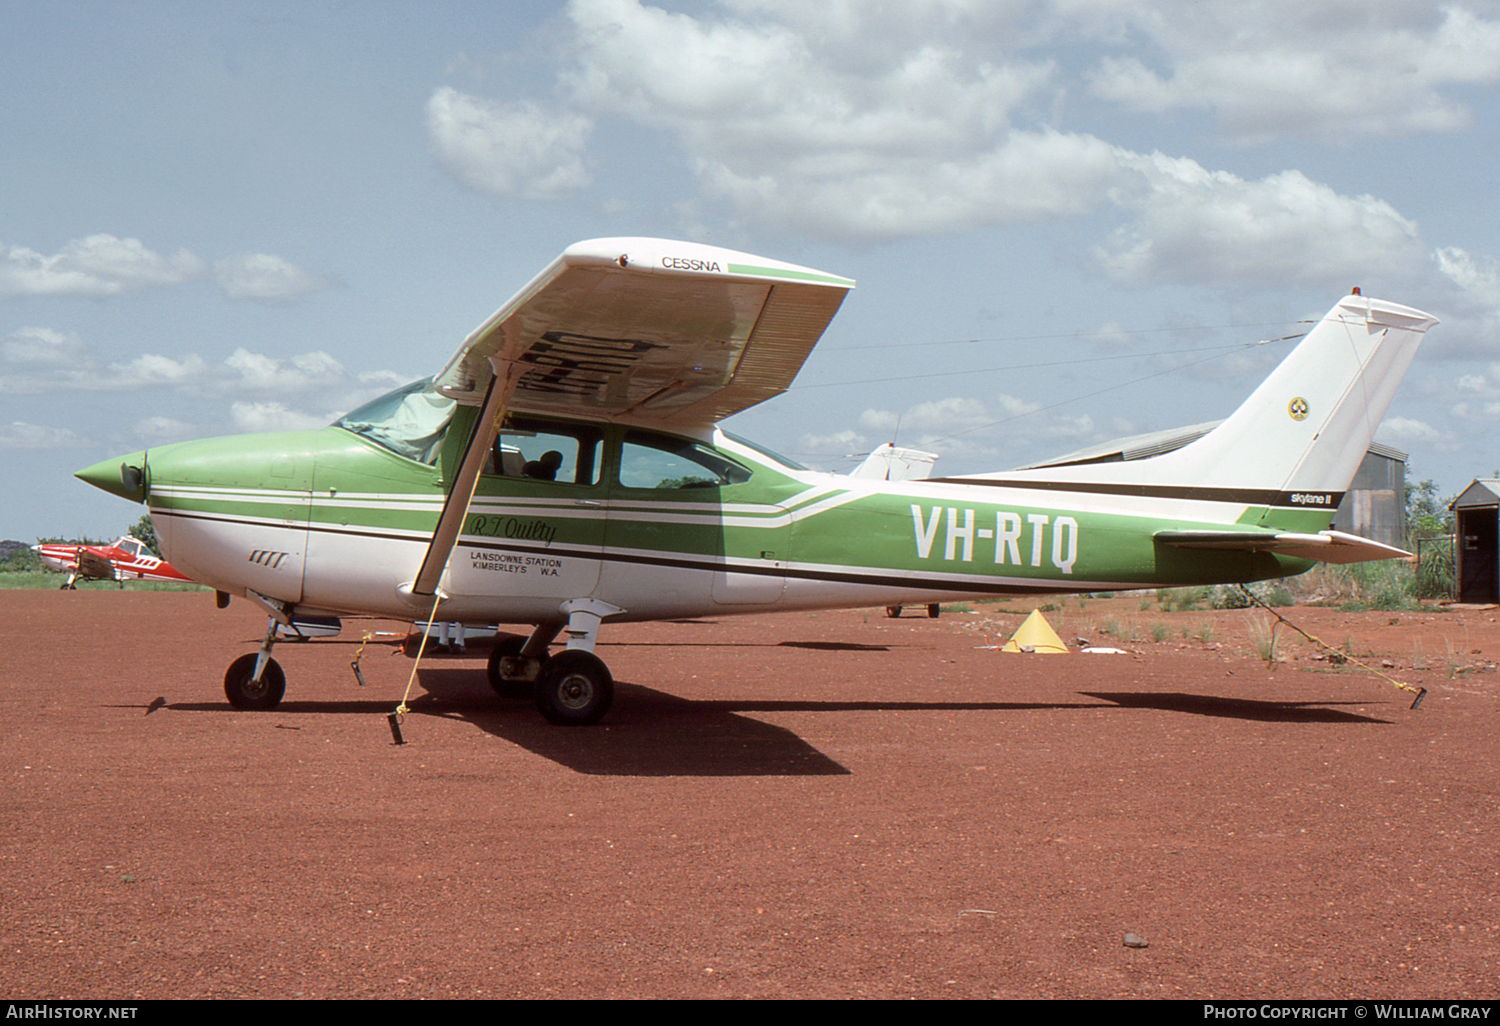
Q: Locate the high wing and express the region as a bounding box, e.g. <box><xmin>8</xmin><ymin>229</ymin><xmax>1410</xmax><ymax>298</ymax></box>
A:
<box><xmin>409</xmin><ymin>238</ymin><xmax>855</xmax><ymax>599</ymax></box>
<box><xmin>433</xmin><ymin>237</ymin><xmax>855</xmax><ymax>426</ymax></box>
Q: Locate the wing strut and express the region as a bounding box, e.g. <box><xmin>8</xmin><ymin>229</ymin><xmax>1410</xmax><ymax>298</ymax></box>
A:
<box><xmin>408</xmin><ymin>361</ymin><xmax>516</xmax><ymax>598</ymax></box>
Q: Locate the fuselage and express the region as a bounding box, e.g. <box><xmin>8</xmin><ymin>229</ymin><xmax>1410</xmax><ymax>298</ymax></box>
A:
<box><xmin>80</xmin><ymin>403</ymin><xmax>1317</xmax><ymax>628</ymax></box>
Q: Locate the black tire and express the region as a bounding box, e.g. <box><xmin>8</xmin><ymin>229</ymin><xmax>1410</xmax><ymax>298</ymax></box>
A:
<box><xmin>534</xmin><ymin>650</ymin><xmax>613</xmax><ymax>726</ymax></box>
<box><xmin>885</xmin><ymin>606</ymin><xmax>902</xmax><ymax>618</ymax></box>
<box><xmin>223</xmin><ymin>653</ymin><xmax>286</xmax><ymax>710</ymax></box>
<box><xmin>486</xmin><ymin>634</ymin><xmax>534</xmax><ymax>699</ymax></box>
<box><xmin>928</xmin><ymin>603</ymin><xmax>941</xmax><ymax>618</ymax></box>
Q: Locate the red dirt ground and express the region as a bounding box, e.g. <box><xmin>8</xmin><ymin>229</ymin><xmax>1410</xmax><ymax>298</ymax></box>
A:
<box><xmin>2</xmin><ymin>590</ymin><xmax>1498</xmax><ymax>999</ymax></box>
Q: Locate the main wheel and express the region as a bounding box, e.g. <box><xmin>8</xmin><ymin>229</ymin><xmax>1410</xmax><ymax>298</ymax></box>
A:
<box><xmin>223</xmin><ymin>653</ymin><xmax>286</xmax><ymax>710</ymax></box>
<box><xmin>486</xmin><ymin>634</ymin><xmax>537</xmax><ymax>699</ymax></box>
<box><xmin>534</xmin><ymin>650</ymin><xmax>613</xmax><ymax>726</ymax></box>
<box><xmin>928</xmin><ymin>603</ymin><xmax>941</xmax><ymax>618</ymax></box>
<box><xmin>885</xmin><ymin>606</ymin><xmax>902</xmax><ymax>618</ymax></box>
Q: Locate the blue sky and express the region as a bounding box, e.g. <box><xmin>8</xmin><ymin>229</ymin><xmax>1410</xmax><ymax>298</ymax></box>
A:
<box><xmin>6</xmin><ymin>0</ymin><xmax>1500</xmax><ymax>542</ymax></box>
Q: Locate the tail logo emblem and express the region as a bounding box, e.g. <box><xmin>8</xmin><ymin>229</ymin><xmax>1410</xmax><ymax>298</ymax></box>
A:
<box><xmin>1287</xmin><ymin>397</ymin><xmax>1309</xmax><ymax>421</ymax></box>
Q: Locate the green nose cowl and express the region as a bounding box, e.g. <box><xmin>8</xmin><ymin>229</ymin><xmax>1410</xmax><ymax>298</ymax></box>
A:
<box><xmin>76</xmin><ymin>452</ymin><xmax>148</xmax><ymax>503</ymax></box>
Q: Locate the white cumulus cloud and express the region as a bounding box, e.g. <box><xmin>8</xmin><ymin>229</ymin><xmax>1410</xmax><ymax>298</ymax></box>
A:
<box><xmin>230</xmin><ymin>401</ymin><xmax>336</xmax><ymax>433</ymax></box>
<box><xmin>2</xmin><ymin>327</ymin><xmax>87</xmax><ymax>366</ymax></box>
<box><xmin>1437</xmin><ymin>247</ymin><xmax>1500</xmax><ymax>311</ymax></box>
<box><xmin>0</xmin><ymin>421</ymin><xmax>87</xmax><ymax>450</ymax></box>
<box><xmin>425</xmin><ymin>87</ymin><xmax>593</xmax><ymax>200</ymax></box>
<box><xmin>467</xmin><ymin>0</ymin><xmax>1460</xmax><ymax>286</ymax></box>
<box><xmin>111</xmin><ymin>353</ymin><xmax>209</xmax><ymax>388</ymax></box>
<box><xmin>132</xmin><ymin>416</ymin><xmax>198</xmax><ymax>444</ymax></box>
<box><xmin>224</xmin><ymin>348</ymin><xmax>346</xmax><ymax>393</ymax></box>
<box><xmin>1082</xmin><ymin>2</ymin><xmax>1500</xmax><ymax>144</ymax></box>
<box><xmin>1378</xmin><ymin>416</ymin><xmax>1447</xmax><ymax>441</ymax></box>
<box><xmin>214</xmin><ymin>253</ymin><xmax>335</xmax><ymax>302</ymax></box>
<box><xmin>0</xmin><ymin>235</ymin><xmax>203</xmax><ymax>298</ymax></box>
<box><xmin>1097</xmin><ymin>158</ymin><xmax>1424</xmax><ymax>288</ymax></box>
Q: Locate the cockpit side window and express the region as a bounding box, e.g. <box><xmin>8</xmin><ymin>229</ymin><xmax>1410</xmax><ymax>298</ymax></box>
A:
<box><xmin>618</xmin><ymin>431</ymin><xmax>752</xmax><ymax>490</ymax></box>
<box><xmin>333</xmin><ymin>378</ymin><xmax>456</xmax><ymax>466</ymax></box>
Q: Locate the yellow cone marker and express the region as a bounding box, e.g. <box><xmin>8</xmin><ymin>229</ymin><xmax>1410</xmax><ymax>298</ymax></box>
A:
<box><xmin>999</xmin><ymin>609</ymin><xmax>1069</xmax><ymax>654</ymax></box>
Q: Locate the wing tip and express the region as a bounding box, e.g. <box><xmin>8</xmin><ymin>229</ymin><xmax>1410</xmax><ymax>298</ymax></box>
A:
<box><xmin>563</xmin><ymin>237</ymin><xmax>855</xmax><ymax>289</ymax></box>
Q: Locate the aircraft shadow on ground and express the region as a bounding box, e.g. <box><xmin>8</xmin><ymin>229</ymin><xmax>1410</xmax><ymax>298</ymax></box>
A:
<box><xmin>141</xmin><ymin>677</ymin><xmax>1392</xmax><ymax>777</ymax></box>
<box><xmin>409</xmin><ymin>670</ymin><xmax>851</xmax><ymax>776</ymax></box>
<box><xmin>1081</xmin><ymin>691</ymin><xmax>1394</xmax><ymax>724</ymax></box>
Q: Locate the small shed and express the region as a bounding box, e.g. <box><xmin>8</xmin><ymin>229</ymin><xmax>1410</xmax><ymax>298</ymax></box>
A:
<box><xmin>1451</xmin><ymin>480</ymin><xmax>1500</xmax><ymax>603</ymax></box>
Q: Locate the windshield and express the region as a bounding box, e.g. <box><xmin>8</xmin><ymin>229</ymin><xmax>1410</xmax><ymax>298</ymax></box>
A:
<box><xmin>333</xmin><ymin>377</ymin><xmax>456</xmax><ymax>465</ymax></box>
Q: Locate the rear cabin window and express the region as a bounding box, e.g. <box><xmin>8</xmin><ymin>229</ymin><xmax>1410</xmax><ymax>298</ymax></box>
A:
<box><xmin>618</xmin><ymin>431</ymin><xmax>752</xmax><ymax>490</ymax></box>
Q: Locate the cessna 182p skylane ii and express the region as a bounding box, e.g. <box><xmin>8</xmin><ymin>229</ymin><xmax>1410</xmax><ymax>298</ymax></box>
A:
<box><xmin>76</xmin><ymin>237</ymin><xmax>1438</xmax><ymax>725</ymax></box>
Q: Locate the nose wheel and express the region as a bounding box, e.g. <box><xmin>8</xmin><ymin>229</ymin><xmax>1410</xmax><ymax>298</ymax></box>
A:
<box><xmin>223</xmin><ymin>615</ymin><xmax>287</xmax><ymax>710</ymax></box>
<box><xmin>223</xmin><ymin>653</ymin><xmax>286</xmax><ymax>710</ymax></box>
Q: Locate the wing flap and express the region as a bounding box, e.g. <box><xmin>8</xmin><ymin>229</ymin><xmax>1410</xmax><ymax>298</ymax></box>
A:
<box><xmin>1156</xmin><ymin>528</ymin><xmax>1412</xmax><ymax>565</ymax></box>
<box><xmin>435</xmin><ymin>238</ymin><xmax>853</xmax><ymax>429</ymax></box>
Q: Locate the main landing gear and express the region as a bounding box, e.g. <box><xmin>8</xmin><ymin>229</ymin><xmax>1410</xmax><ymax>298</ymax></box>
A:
<box><xmin>487</xmin><ymin>616</ymin><xmax>615</xmax><ymax>726</ymax></box>
<box><xmin>885</xmin><ymin>603</ymin><xmax>942</xmax><ymax>618</ymax></box>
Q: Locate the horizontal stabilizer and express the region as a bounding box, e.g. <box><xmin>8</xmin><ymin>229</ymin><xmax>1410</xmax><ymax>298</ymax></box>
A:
<box><xmin>1156</xmin><ymin>529</ymin><xmax>1412</xmax><ymax>565</ymax></box>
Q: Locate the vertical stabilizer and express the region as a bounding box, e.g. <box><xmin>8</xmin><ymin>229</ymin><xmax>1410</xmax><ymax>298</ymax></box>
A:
<box><xmin>978</xmin><ymin>293</ymin><xmax>1438</xmax><ymax>513</ymax></box>
<box><xmin>1148</xmin><ymin>293</ymin><xmax>1438</xmax><ymax>495</ymax></box>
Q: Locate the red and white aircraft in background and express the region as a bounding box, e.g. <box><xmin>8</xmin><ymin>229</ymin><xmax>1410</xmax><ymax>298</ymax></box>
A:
<box><xmin>33</xmin><ymin>536</ymin><xmax>194</xmax><ymax>589</ymax></box>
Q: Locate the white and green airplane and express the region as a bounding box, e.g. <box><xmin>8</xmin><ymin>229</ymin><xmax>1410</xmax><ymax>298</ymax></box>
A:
<box><xmin>76</xmin><ymin>237</ymin><xmax>1439</xmax><ymax>725</ymax></box>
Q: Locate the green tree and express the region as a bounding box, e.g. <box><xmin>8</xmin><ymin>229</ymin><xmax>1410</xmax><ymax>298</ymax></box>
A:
<box><xmin>128</xmin><ymin>514</ymin><xmax>161</xmax><ymax>557</ymax></box>
<box><xmin>1404</xmin><ymin>476</ymin><xmax>1454</xmax><ymax>547</ymax></box>
<box><xmin>1</xmin><ymin>542</ymin><xmax>41</xmax><ymax>571</ymax></box>
<box><xmin>1404</xmin><ymin>472</ymin><xmax>1456</xmax><ymax>600</ymax></box>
